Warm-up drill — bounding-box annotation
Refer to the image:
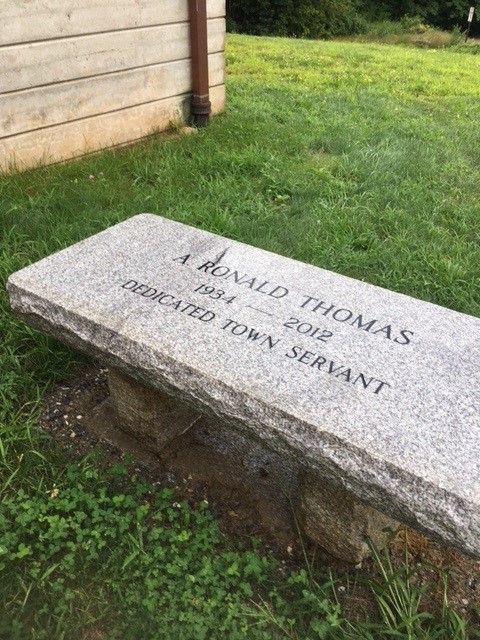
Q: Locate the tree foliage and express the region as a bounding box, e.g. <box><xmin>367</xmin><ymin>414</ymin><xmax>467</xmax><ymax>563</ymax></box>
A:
<box><xmin>360</xmin><ymin>1</ymin><xmax>471</xmax><ymax>29</ymax></box>
<box><xmin>226</xmin><ymin>0</ymin><xmax>367</xmax><ymax>38</ymax></box>
<box><xmin>226</xmin><ymin>0</ymin><xmax>477</xmax><ymax>38</ymax></box>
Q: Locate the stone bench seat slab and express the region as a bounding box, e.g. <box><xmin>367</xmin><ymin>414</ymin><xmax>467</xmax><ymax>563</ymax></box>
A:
<box><xmin>7</xmin><ymin>214</ymin><xmax>480</xmax><ymax>558</ymax></box>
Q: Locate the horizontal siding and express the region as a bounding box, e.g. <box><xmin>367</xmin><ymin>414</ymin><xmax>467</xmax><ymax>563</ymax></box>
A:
<box><xmin>0</xmin><ymin>0</ymin><xmax>226</xmax><ymax>46</ymax></box>
<box><xmin>1</xmin><ymin>1</ymin><xmax>226</xmax><ymax>172</ymax></box>
<box><xmin>0</xmin><ymin>84</ymin><xmax>226</xmax><ymax>172</ymax></box>
<box><xmin>2</xmin><ymin>18</ymin><xmax>225</xmax><ymax>93</ymax></box>
<box><xmin>1</xmin><ymin>52</ymin><xmax>225</xmax><ymax>138</ymax></box>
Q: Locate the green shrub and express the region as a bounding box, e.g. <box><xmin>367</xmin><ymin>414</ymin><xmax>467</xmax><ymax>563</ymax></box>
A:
<box><xmin>226</xmin><ymin>0</ymin><xmax>367</xmax><ymax>39</ymax></box>
<box><xmin>226</xmin><ymin>0</ymin><xmax>293</xmax><ymax>37</ymax></box>
<box><xmin>290</xmin><ymin>0</ymin><xmax>368</xmax><ymax>39</ymax></box>
<box><xmin>365</xmin><ymin>20</ymin><xmax>406</xmax><ymax>37</ymax></box>
<box><xmin>399</xmin><ymin>14</ymin><xmax>428</xmax><ymax>33</ymax></box>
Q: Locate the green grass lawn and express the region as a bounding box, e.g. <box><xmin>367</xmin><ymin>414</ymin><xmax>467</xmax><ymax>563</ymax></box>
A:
<box><xmin>1</xmin><ymin>34</ymin><xmax>479</xmax><ymax>639</ymax></box>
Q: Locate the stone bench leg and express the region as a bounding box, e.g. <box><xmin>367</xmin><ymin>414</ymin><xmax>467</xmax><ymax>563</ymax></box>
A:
<box><xmin>297</xmin><ymin>469</ymin><xmax>398</xmax><ymax>563</ymax></box>
<box><xmin>108</xmin><ymin>368</ymin><xmax>201</xmax><ymax>452</ymax></box>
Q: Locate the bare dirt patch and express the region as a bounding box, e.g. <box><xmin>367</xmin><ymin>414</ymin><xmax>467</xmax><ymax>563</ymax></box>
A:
<box><xmin>38</xmin><ymin>363</ymin><xmax>480</xmax><ymax>622</ymax></box>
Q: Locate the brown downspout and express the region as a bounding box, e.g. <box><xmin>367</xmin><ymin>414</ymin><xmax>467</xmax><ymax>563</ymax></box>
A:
<box><xmin>188</xmin><ymin>0</ymin><xmax>211</xmax><ymax>127</ymax></box>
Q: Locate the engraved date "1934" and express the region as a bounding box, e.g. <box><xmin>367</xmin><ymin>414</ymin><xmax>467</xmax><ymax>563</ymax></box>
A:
<box><xmin>194</xmin><ymin>283</ymin><xmax>237</xmax><ymax>304</ymax></box>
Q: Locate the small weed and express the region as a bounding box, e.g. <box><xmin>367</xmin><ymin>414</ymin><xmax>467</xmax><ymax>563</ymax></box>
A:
<box><xmin>167</xmin><ymin>119</ymin><xmax>183</xmax><ymax>133</ymax></box>
<box><xmin>343</xmin><ymin>538</ymin><xmax>479</xmax><ymax>640</ymax></box>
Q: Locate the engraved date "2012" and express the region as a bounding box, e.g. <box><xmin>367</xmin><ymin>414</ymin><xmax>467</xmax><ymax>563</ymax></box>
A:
<box><xmin>283</xmin><ymin>317</ymin><xmax>333</xmax><ymax>343</ymax></box>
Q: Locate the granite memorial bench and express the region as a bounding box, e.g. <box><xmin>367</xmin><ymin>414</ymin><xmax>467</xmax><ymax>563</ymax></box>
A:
<box><xmin>7</xmin><ymin>214</ymin><xmax>480</xmax><ymax>562</ymax></box>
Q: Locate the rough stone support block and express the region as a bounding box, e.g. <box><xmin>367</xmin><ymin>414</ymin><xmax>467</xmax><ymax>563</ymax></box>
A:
<box><xmin>298</xmin><ymin>469</ymin><xmax>399</xmax><ymax>563</ymax></box>
<box><xmin>108</xmin><ymin>368</ymin><xmax>200</xmax><ymax>451</ymax></box>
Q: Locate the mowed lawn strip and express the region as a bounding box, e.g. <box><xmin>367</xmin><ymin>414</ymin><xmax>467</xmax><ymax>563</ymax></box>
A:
<box><xmin>1</xmin><ymin>35</ymin><xmax>479</xmax><ymax>639</ymax></box>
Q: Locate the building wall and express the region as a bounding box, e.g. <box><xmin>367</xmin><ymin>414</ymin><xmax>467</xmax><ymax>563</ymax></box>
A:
<box><xmin>0</xmin><ymin>1</ymin><xmax>226</xmax><ymax>172</ymax></box>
